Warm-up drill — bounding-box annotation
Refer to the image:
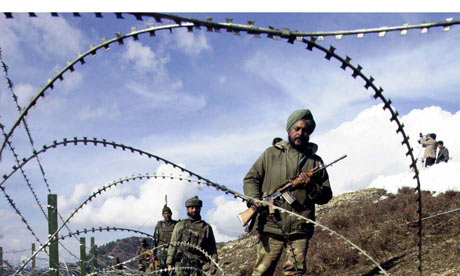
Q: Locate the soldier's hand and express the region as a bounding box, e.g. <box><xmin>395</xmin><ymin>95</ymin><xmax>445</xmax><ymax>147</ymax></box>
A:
<box><xmin>255</xmin><ymin>197</ymin><xmax>263</xmax><ymax>208</ymax></box>
<box><xmin>248</xmin><ymin>197</ymin><xmax>262</xmax><ymax>208</ymax></box>
<box><xmin>298</xmin><ymin>172</ymin><xmax>311</xmax><ymax>185</ymax></box>
<box><xmin>210</xmin><ymin>265</ymin><xmax>217</xmax><ymax>274</ymax></box>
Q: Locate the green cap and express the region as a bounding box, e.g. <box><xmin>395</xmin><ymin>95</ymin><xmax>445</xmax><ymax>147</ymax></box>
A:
<box><xmin>185</xmin><ymin>196</ymin><xmax>202</xmax><ymax>207</ymax></box>
<box><xmin>162</xmin><ymin>205</ymin><xmax>172</xmax><ymax>213</ymax></box>
<box><xmin>286</xmin><ymin>109</ymin><xmax>316</xmax><ymax>133</ymax></box>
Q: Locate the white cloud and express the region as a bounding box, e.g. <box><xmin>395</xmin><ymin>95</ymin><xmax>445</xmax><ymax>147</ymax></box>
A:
<box><xmin>0</xmin><ymin>18</ymin><xmax>22</xmax><ymax>59</ymax></box>
<box><xmin>0</xmin><ymin>208</ymin><xmax>16</xmax><ymax>221</ymax></box>
<box><xmin>367</xmin><ymin>35</ymin><xmax>460</xmax><ymax>100</ymax></box>
<box><xmin>58</xmin><ymin>183</ymin><xmax>89</xmax><ymax>212</ymax></box>
<box><xmin>127</xmin><ymin>80</ymin><xmax>206</xmax><ymax>112</ymax></box>
<box><xmin>0</xmin><ymin>223</ymin><xmax>49</xmax><ymax>267</ymax></box>
<box><xmin>77</xmin><ymin>103</ymin><xmax>120</xmax><ymax>120</ymax></box>
<box><xmin>369</xmin><ymin>161</ymin><xmax>460</xmax><ymax>195</ymax></box>
<box><xmin>202</xmin><ymin>104</ymin><xmax>460</xmax><ymax>242</ymax></box>
<box><xmin>175</xmin><ymin>29</ymin><xmax>211</xmax><ymax>56</ymax></box>
<box><xmin>121</xmin><ymin>40</ymin><xmax>206</xmax><ymax>111</ymax></box>
<box><xmin>58</xmin><ymin>70</ymin><xmax>83</xmax><ymax>92</ymax></box>
<box><xmin>205</xmin><ymin>195</ymin><xmax>246</xmax><ymax>242</ymax></box>
<box><xmin>316</xmin><ymin>104</ymin><xmax>460</xmax><ymax>195</ymax></box>
<box><xmin>31</xmin><ymin>16</ymin><xmax>84</xmax><ymax>58</ymax></box>
<box><xmin>0</xmin><ymin>15</ymin><xmax>85</xmax><ymax>60</ymax></box>
<box><xmin>14</xmin><ymin>82</ymin><xmax>36</xmax><ymax>107</ymax></box>
<box><xmin>243</xmin><ymin>49</ymin><xmax>372</xmax><ymax>125</ymax></box>
<box><xmin>146</xmin><ymin>121</ymin><xmax>282</xmax><ymax>169</ymax></box>
<box><xmin>122</xmin><ymin>40</ymin><xmax>170</xmax><ymax>77</ymax></box>
<box><xmin>71</xmin><ymin>164</ymin><xmax>201</xmax><ymax>228</ymax></box>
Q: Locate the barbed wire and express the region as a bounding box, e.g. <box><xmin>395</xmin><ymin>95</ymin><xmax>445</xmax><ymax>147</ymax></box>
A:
<box><xmin>0</xmin><ymin>48</ymin><xmax>81</xmax><ymax>261</ymax></box>
<box><xmin>89</xmin><ymin>241</ymin><xmax>223</xmax><ymax>276</ymax></box>
<box><xmin>1</xmin><ymin>12</ymin><xmax>448</xmax><ymax>275</ymax></box>
<box><xmin>3</xmin><ymin>12</ymin><xmax>460</xmax><ymax>40</ymax></box>
<box><xmin>0</xmin><ymin>184</ymin><xmax>48</xmax><ymax>256</ymax></box>
<box><xmin>2</xmin><ymin>19</ymin><xmax>425</xmax><ymax>268</ymax></box>
<box><xmin>0</xmin><ymin>121</ymin><xmax>47</xmax><ymax>219</ymax></box>
<box><xmin>0</xmin><ymin>22</ymin><xmax>192</xmax><ymax>160</ymax></box>
<box><xmin>8</xmin><ymin>138</ymin><xmax>388</xmax><ymax>275</ymax></box>
<box><xmin>0</xmin><ymin>21</ymin><xmax>426</xmax><ymax>272</ymax></box>
<box><xmin>0</xmin><ymin>48</ymin><xmax>53</xmax><ymax>194</ymax></box>
<box><xmin>58</xmin><ymin>226</ymin><xmax>154</xmax><ymax>241</ymax></box>
<box><xmin>294</xmin><ymin>35</ymin><xmax>423</xmax><ymax>274</ymax></box>
<box><xmin>0</xmin><ymin>137</ymin><xmax>218</xmax><ymax>190</ymax></box>
<box><xmin>370</xmin><ymin>204</ymin><xmax>460</xmax><ymax>236</ymax></box>
<box><xmin>1</xmin><ymin>248</ymin><xmax>31</xmax><ymax>254</ymax></box>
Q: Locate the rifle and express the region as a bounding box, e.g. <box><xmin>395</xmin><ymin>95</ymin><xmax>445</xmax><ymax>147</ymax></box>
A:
<box><xmin>238</xmin><ymin>154</ymin><xmax>347</xmax><ymax>226</ymax></box>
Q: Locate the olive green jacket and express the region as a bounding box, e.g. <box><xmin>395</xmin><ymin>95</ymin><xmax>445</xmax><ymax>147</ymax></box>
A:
<box><xmin>166</xmin><ymin>217</ymin><xmax>218</xmax><ymax>265</ymax></box>
<box><xmin>154</xmin><ymin>220</ymin><xmax>177</xmax><ymax>247</ymax></box>
<box><xmin>243</xmin><ymin>141</ymin><xmax>332</xmax><ymax>236</ymax></box>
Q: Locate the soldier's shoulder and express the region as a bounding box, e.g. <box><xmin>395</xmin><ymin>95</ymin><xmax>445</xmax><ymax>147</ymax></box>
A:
<box><xmin>271</xmin><ymin>140</ymin><xmax>289</xmax><ymax>151</ymax></box>
<box><xmin>199</xmin><ymin>219</ymin><xmax>213</xmax><ymax>228</ymax></box>
<box><xmin>175</xmin><ymin>219</ymin><xmax>187</xmax><ymax>227</ymax></box>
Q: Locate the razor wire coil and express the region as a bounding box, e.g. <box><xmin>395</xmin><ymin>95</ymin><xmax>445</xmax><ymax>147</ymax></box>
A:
<box><xmin>2</xmin><ymin>12</ymin><xmax>452</xmax><ymax>275</ymax></box>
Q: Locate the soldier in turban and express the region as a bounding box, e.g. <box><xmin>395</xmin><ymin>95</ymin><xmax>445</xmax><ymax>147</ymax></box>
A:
<box><xmin>244</xmin><ymin>109</ymin><xmax>332</xmax><ymax>276</ymax></box>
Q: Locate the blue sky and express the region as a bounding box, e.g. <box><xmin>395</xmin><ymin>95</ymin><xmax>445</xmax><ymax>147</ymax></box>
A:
<box><xmin>1</xmin><ymin>10</ymin><xmax>460</xmax><ymax>268</ymax></box>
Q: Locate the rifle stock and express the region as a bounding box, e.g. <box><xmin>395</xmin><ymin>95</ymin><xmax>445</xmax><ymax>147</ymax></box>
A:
<box><xmin>237</xmin><ymin>205</ymin><xmax>257</xmax><ymax>226</ymax></box>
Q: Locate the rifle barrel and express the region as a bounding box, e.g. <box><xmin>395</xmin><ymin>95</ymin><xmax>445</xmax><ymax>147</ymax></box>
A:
<box><xmin>313</xmin><ymin>154</ymin><xmax>347</xmax><ymax>173</ymax></box>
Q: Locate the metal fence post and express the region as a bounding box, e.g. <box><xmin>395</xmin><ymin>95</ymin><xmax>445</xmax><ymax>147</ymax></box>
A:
<box><xmin>80</xmin><ymin>237</ymin><xmax>86</xmax><ymax>276</ymax></box>
<box><xmin>0</xmin><ymin>246</ymin><xmax>3</xmax><ymax>276</ymax></box>
<box><xmin>31</xmin><ymin>243</ymin><xmax>37</xmax><ymax>276</ymax></box>
<box><xmin>90</xmin><ymin>237</ymin><xmax>97</xmax><ymax>273</ymax></box>
<box><xmin>48</xmin><ymin>194</ymin><xmax>59</xmax><ymax>276</ymax></box>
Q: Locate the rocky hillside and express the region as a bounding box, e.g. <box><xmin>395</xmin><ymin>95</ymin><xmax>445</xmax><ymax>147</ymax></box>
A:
<box><xmin>96</xmin><ymin>188</ymin><xmax>460</xmax><ymax>275</ymax></box>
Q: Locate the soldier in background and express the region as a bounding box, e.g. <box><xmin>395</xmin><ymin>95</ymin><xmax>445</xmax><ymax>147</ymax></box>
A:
<box><xmin>436</xmin><ymin>140</ymin><xmax>450</xmax><ymax>163</ymax></box>
<box><xmin>112</xmin><ymin>257</ymin><xmax>123</xmax><ymax>275</ymax></box>
<box><xmin>153</xmin><ymin>201</ymin><xmax>178</xmax><ymax>275</ymax></box>
<box><xmin>419</xmin><ymin>133</ymin><xmax>437</xmax><ymax>167</ymax></box>
<box><xmin>136</xmin><ymin>238</ymin><xmax>152</xmax><ymax>272</ymax></box>
<box><xmin>166</xmin><ymin>196</ymin><xmax>218</xmax><ymax>276</ymax></box>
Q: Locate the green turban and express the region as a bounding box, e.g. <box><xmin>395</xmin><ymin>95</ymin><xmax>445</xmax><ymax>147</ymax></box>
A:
<box><xmin>185</xmin><ymin>196</ymin><xmax>202</xmax><ymax>207</ymax></box>
<box><xmin>286</xmin><ymin>109</ymin><xmax>316</xmax><ymax>133</ymax></box>
<box><xmin>162</xmin><ymin>205</ymin><xmax>171</xmax><ymax>213</ymax></box>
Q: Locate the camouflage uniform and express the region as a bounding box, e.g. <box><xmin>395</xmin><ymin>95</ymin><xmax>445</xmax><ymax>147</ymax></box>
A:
<box><xmin>244</xmin><ymin>109</ymin><xmax>332</xmax><ymax>276</ymax></box>
<box><xmin>154</xmin><ymin>205</ymin><xmax>178</xmax><ymax>275</ymax></box>
<box><xmin>166</xmin><ymin>197</ymin><xmax>218</xmax><ymax>276</ymax></box>
<box><xmin>136</xmin><ymin>238</ymin><xmax>152</xmax><ymax>273</ymax></box>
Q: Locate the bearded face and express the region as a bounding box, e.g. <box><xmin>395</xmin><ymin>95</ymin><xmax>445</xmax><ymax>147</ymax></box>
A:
<box><xmin>186</xmin><ymin>206</ymin><xmax>201</xmax><ymax>220</ymax></box>
<box><xmin>288</xmin><ymin>119</ymin><xmax>310</xmax><ymax>150</ymax></box>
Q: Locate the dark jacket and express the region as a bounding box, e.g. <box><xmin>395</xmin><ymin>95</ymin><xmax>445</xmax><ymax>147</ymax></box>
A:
<box><xmin>436</xmin><ymin>146</ymin><xmax>449</xmax><ymax>163</ymax></box>
<box><xmin>243</xmin><ymin>141</ymin><xmax>332</xmax><ymax>236</ymax></box>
